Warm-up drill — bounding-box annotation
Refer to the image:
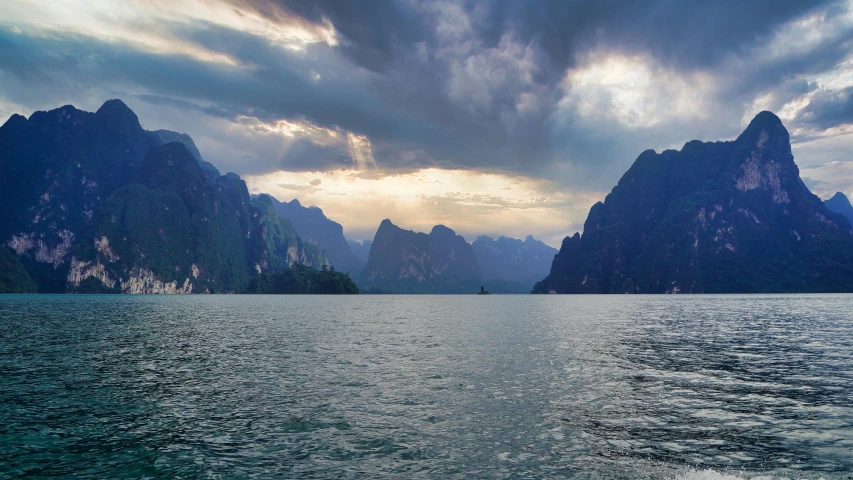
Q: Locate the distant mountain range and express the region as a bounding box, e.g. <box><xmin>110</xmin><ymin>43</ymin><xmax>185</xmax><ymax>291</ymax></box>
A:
<box><xmin>534</xmin><ymin>112</ymin><xmax>853</xmax><ymax>294</ymax></box>
<box><xmin>0</xmin><ymin>99</ymin><xmax>551</xmax><ymax>294</ymax></box>
<box><xmin>825</xmin><ymin>192</ymin><xmax>853</xmax><ymax>227</ymax></box>
<box><xmin>347</xmin><ymin>239</ymin><xmax>372</xmax><ymax>263</ymax></box>
<box><xmin>359</xmin><ymin>220</ymin><xmax>553</xmax><ymax>293</ymax></box>
<box><xmin>6</xmin><ymin>101</ymin><xmax>851</xmax><ymax>294</ymax></box>
<box><xmin>472</xmin><ymin>235</ymin><xmax>557</xmax><ymax>288</ymax></box>
<box><xmin>260</xmin><ymin>195</ymin><xmax>365</xmax><ymax>278</ymax></box>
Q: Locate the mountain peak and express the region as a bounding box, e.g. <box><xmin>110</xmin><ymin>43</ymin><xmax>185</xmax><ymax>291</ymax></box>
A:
<box><xmin>1</xmin><ymin>113</ymin><xmax>27</xmax><ymax>129</ymax></box>
<box><xmin>749</xmin><ymin>110</ymin><xmax>783</xmax><ymax>128</ymax></box>
<box><xmin>429</xmin><ymin>224</ymin><xmax>456</xmax><ymax>237</ymax></box>
<box><xmin>96</xmin><ymin>99</ymin><xmax>133</xmax><ymax>116</ymax></box>
<box><xmin>737</xmin><ymin>110</ymin><xmax>789</xmax><ymax>147</ymax></box>
<box><xmin>830</xmin><ymin>192</ymin><xmax>850</xmax><ymax>203</ymax></box>
<box><xmin>825</xmin><ymin>191</ymin><xmax>853</xmax><ymax>227</ymax></box>
<box><xmin>363</xmin><ymin>220</ymin><xmax>480</xmax><ymax>290</ymax></box>
<box><xmin>537</xmin><ymin>110</ymin><xmax>853</xmax><ymax>294</ymax></box>
<box><xmin>95</xmin><ymin>99</ymin><xmax>141</xmax><ymax>129</ymax></box>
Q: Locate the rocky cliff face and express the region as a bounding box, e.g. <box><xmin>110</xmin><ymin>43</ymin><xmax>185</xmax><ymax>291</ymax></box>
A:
<box><xmin>1</xmin><ymin>100</ymin><xmax>325</xmax><ymax>293</ymax></box>
<box><xmin>65</xmin><ymin>143</ymin><xmax>326</xmax><ymax>293</ymax></box>
<box><xmin>360</xmin><ymin>220</ymin><xmax>483</xmax><ymax>293</ymax></box>
<box><xmin>427</xmin><ymin>225</ymin><xmax>481</xmax><ymax>278</ymax></box>
<box><xmin>0</xmin><ymin>100</ymin><xmax>158</xmax><ymax>290</ymax></box>
<box><xmin>267</xmin><ymin>197</ymin><xmax>364</xmax><ymax>278</ymax></box>
<box><xmin>825</xmin><ymin>192</ymin><xmax>853</xmax><ymax>227</ymax></box>
<box><xmin>472</xmin><ymin>235</ymin><xmax>557</xmax><ymax>289</ymax></box>
<box><xmin>535</xmin><ymin>111</ymin><xmax>853</xmax><ymax>294</ymax></box>
<box><xmin>250</xmin><ymin>195</ymin><xmax>327</xmax><ymax>274</ymax></box>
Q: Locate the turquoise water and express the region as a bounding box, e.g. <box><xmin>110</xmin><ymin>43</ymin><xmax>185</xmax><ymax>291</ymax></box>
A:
<box><xmin>1</xmin><ymin>294</ymin><xmax>852</xmax><ymax>479</ymax></box>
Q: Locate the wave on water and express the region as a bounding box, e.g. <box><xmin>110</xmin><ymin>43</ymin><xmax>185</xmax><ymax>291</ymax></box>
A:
<box><xmin>675</xmin><ymin>469</ymin><xmax>828</xmax><ymax>480</ymax></box>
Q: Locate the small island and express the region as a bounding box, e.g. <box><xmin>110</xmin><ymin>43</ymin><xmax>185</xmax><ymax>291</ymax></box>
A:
<box><xmin>244</xmin><ymin>264</ymin><xmax>359</xmax><ymax>294</ymax></box>
<box><xmin>477</xmin><ymin>286</ymin><xmax>491</xmax><ymax>295</ymax></box>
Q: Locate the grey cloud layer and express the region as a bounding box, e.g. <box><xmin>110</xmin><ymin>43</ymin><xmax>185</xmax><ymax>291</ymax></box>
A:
<box><xmin>1</xmin><ymin>0</ymin><xmax>852</xmax><ymax>188</ymax></box>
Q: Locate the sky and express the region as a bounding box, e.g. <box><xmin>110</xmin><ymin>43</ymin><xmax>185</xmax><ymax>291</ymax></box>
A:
<box><xmin>2</xmin><ymin>0</ymin><xmax>853</xmax><ymax>246</ymax></box>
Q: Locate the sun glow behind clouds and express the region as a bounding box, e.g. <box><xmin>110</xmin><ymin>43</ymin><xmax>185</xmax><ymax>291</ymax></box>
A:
<box><xmin>563</xmin><ymin>54</ymin><xmax>714</xmax><ymax>128</ymax></box>
<box><xmin>244</xmin><ymin>168</ymin><xmax>601</xmax><ymax>246</ymax></box>
<box><xmin>2</xmin><ymin>0</ymin><xmax>337</xmax><ymax>65</ymax></box>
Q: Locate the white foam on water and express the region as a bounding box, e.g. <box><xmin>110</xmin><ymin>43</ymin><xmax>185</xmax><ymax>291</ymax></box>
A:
<box><xmin>675</xmin><ymin>469</ymin><xmax>826</xmax><ymax>480</ymax></box>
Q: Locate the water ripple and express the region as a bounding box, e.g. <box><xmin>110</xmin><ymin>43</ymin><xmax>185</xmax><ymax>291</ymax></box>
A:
<box><xmin>0</xmin><ymin>294</ymin><xmax>851</xmax><ymax>479</ymax></box>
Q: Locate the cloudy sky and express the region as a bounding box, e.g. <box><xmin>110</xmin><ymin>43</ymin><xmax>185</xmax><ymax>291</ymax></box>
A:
<box><xmin>2</xmin><ymin>0</ymin><xmax>853</xmax><ymax>245</ymax></box>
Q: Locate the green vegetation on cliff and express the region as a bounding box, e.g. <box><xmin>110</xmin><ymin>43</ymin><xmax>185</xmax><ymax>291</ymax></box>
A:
<box><xmin>250</xmin><ymin>195</ymin><xmax>325</xmax><ymax>272</ymax></box>
<box><xmin>245</xmin><ymin>264</ymin><xmax>358</xmax><ymax>294</ymax></box>
<box><xmin>266</xmin><ymin>195</ymin><xmax>364</xmax><ymax>277</ymax></box>
<box><xmin>76</xmin><ymin>142</ymin><xmax>255</xmax><ymax>293</ymax></box>
<box><xmin>1</xmin><ymin>99</ymin><xmax>330</xmax><ymax>294</ymax></box>
<box><xmin>0</xmin><ymin>247</ymin><xmax>38</xmax><ymax>293</ymax></box>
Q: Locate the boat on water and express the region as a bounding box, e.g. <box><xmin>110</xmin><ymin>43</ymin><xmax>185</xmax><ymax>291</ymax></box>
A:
<box><xmin>477</xmin><ymin>286</ymin><xmax>491</xmax><ymax>295</ymax></box>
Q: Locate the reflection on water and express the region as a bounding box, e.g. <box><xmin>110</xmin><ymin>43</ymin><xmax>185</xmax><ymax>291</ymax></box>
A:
<box><xmin>0</xmin><ymin>294</ymin><xmax>851</xmax><ymax>479</ymax></box>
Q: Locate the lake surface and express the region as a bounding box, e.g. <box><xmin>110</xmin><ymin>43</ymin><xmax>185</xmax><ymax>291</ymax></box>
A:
<box><xmin>1</xmin><ymin>295</ymin><xmax>852</xmax><ymax>479</ymax></box>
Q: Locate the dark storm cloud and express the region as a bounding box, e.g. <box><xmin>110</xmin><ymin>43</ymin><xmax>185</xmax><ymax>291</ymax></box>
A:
<box><xmin>224</xmin><ymin>0</ymin><xmax>850</xmax><ymax>182</ymax></box>
<box><xmin>238</xmin><ymin>0</ymin><xmax>827</xmax><ymax>75</ymax></box>
<box><xmin>798</xmin><ymin>86</ymin><xmax>853</xmax><ymax>129</ymax></box>
<box><xmin>133</xmin><ymin>94</ymin><xmax>237</xmax><ymax>119</ymax></box>
<box><xmin>0</xmin><ymin>23</ymin><xmax>440</xmax><ymax>172</ymax></box>
<box><xmin>0</xmin><ymin>0</ymin><xmax>851</xmax><ymax>188</ymax></box>
<box><xmin>476</xmin><ymin>0</ymin><xmax>829</xmax><ymax>81</ymax></box>
<box><xmin>230</xmin><ymin>0</ymin><xmax>434</xmax><ymax>72</ymax></box>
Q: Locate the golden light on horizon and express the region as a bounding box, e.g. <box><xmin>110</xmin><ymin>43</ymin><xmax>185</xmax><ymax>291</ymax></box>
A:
<box><xmin>244</xmin><ymin>167</ymin><xmax>602</xmax><ymax>246</ymax></box>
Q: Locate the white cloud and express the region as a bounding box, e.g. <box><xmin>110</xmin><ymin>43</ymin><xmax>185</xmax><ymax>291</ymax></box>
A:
<box><xmin>801</xmin><ymin>159</ymin><xmax>853</xmax><ymax>200</ymax></box>
<box><xmin>560</xmin><ymin>53</ymin><xmax>716</xmax><ymax>129</ymax></box>
<box><xmin>1</xmin><ymin>0</ymin><xmax>338</xmax><ymax>66</ymax></box>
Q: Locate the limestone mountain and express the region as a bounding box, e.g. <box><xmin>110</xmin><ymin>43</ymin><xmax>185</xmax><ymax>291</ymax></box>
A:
<box><xmin>67</xmin><ymin>142</ymin><xmax>326</xmax><ymax>293</ymax></box>
<box><xmin>1</xmin><ymin>100</ymin><xmax>325</xmax><ymax>293</ymax></box>
<box><xmin>360</xmin><ymin>220</ymin><xmax>485</xmax><ymax>293</ymax></box>
<box><xmin>825</xmin><ymin>192</ymin><xmax>853</xmax><ymax>227</ymax></box>
<box><xmin>0</xmin><ymin>100</ymin><xmax>158</xmax><ymax>291</ymax></box>
<box><xmin>250</xmin><ymin>194</ymin><xmax>326</xmax><ymax>275</ymax></box>
<box><xmin>535</xmin><ymin>111</ymin><xmax>853</xmax><ymax>294</ymax></box>
<box><xmin>266</xmin><ymin>196</ymin><xmax>364</xmax><ymax>277</ymax></box>
<box><xmin>472</xmin><ymin>235</ymin><xmax>557</xmax><ymax>290</ymax></box>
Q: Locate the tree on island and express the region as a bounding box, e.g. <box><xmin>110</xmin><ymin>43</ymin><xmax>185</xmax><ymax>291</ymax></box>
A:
<box><xmin>244</xmin><ymin>264</ymin><xmax>359</xmax><ymax>294</ymax></box>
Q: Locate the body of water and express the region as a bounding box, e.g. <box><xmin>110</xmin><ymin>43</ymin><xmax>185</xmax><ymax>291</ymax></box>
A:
<box><xmin>1</xmin><ymin>294</ymin><xmax>852</xmax><ymax>479</ymax></box>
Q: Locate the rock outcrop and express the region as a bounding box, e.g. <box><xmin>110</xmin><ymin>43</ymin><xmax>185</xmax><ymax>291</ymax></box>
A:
<box><xmin>535</xmin><ymin>111</ymin><xmax>853</xmax><ymax>294</ymax></box>
<box><xmin>267</xmin><ymin>196</ymin><xmax>364</xmax><ymax>278</ymax></box>
<box><xmin>359</xmin><ymin>220</ymin><xmax>484</xmax><ymax>293</ymax></box>
<box><xmin>1</xmin><ymin>100</ymin><xmax>326</xmax><ymax>293</ymax></box>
